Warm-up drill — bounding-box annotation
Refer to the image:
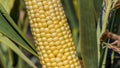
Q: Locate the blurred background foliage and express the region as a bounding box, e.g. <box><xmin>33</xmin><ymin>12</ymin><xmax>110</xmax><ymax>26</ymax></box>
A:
<box><xmin>0</xmin><ymin>0</ymin><xmax>120</xmax><ymax>68</ymax></box>
<box><xmin>0</xmin><ymin>0</ymin><xmax>15</xmax><ymax>14</ymax></box>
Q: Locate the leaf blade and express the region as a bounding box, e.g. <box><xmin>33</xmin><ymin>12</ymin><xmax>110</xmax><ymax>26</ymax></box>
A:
<box><xmin>0</xmin><ymin>3</ymin><xmax>38</xmax><ymax>57</ymax></box>
<box><xmin>0</xmin><ymin>35</ymin><xmax>37</xmax><ymax>68</ymax></box>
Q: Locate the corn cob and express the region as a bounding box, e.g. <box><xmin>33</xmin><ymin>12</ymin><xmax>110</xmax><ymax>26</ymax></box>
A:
<box><xmin>24</xmin><ymin>0</ymin><xmax>81</xmax><ymax>68</ymax></box>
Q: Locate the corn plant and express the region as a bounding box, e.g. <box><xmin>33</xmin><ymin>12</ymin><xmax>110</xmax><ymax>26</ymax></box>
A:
<box><xmin>0</xmin><ymin>0</ymin><xmax>120</xmax><ymax>68</ymax></box>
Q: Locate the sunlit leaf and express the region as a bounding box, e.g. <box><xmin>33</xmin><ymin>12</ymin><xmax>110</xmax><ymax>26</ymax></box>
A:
<box><xmin>0</xmin><ymin>0</ymin><xmax>15</xmax><ymax>14</ymax></box>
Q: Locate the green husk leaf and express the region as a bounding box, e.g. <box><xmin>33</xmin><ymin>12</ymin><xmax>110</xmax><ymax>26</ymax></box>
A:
<box><xmin>78</xmin><ymin>0</ymin><xmax>98</xmax><ymax>68</ymax></box>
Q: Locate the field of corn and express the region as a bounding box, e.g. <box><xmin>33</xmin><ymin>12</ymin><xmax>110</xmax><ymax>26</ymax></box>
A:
<box><xmin>0</xmin><ymin>0</ymin><xmax>120</xmax><ymax>68</ymax></box>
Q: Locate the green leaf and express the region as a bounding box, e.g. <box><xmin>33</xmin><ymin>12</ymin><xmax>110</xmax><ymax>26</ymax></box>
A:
<box><xmin>0</xmin><ymin>48</ymin><xmax>6</xmax><ymax>68</ymax></box>
<box><xmin>0</xmin><ymin>34</ymin><xmax>37</xmax><ymax>68</ymax></box>
<box><xmin>78</xmin><ymin>0</ymin><xmax>98</xmax><ymax>68</ymax></box>
<box><xmin>0</xmin><ymin>42</ymin><xmax>13</xmax><ymax>68</ymax></box>
<box><xmin>94</xmin><ymin>0</ymin><xmax>103</xmax><ymax>19</ymax></box>
<box><xmin>15</xmin><ymin>57</ymin><xmax>23</xmax><ymax>68</ymax></box>
<box><xmin>0</xmin><ymin>0</ymin><xmax>15</xmax><ymax>14</ymax></box>
<box><xmin>0</xmin><ymin>3</ymin><xmax>38</xmax><ymax>57</ymax></box>
<box><xmin>7</xmin><ymin>49</ymin><xmax>13</xmax><ymax>68</ymax></box>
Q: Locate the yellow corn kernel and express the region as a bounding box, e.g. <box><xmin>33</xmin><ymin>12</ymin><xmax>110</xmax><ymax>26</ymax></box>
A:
<box><xmin>24</xmin><ymin>0</ymin><xmax>81</xmax><ymax>67</ymax></box>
